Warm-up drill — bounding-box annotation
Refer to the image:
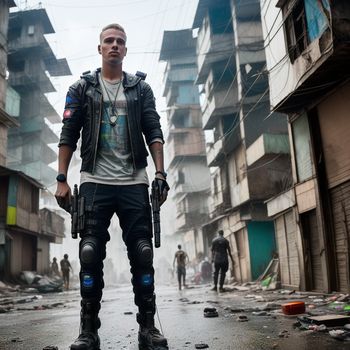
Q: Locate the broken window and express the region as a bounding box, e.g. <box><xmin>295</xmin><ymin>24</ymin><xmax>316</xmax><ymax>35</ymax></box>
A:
<box><xmin>284</xmin><ymin>0</ymin><xmax>309</xmax><ymax>63</ymax></box>
<box><xmin>281</xmin><ymin>0</ymin><xmax>331</xmax><ymax>63</ymax></box>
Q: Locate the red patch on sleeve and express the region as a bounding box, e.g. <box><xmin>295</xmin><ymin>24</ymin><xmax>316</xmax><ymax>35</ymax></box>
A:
<box><xmin>63</xmin><ymin>109</ymin><xmax>72</xmax><ymax>119</ymax></box>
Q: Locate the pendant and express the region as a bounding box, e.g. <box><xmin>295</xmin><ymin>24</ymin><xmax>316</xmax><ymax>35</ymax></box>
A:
<box><xmin>109</xmin><ymin>115</ymin><xmax>118</xmax><ymax>126</ymax></box>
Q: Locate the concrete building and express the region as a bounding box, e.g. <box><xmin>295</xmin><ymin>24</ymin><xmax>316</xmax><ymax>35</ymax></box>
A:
<box><xmin>159</xmin><ymin>29</ymin><xmax>211</xmax><ymax>261</ymax></box>
<box><xmin>0</xmin><ymin>6</ymin><xmax>66</xmax><ymax>281</ymax></box>
<box><xmin>192</xmin><ymin>0</ymin><xmax>291</xmax><ymax>282</ymax></box>
<box><xmin>0</xmin><ymin>0</ymin><xmax>18</xmax><ymax>165</ymax></box>
<box><xmin>262</xmin><ymin>0</ymin><xmax>350</xmax><ymax>292</ymax></box>
<box><xmin>6</xmin><ymin>8</ymin><xmax>71</xmax><ymax>187</ymax></box>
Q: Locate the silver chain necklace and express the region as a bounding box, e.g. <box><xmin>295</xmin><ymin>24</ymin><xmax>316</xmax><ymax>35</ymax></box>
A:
<box><xmin>100</xmin><ymin>77</ymin><xmax>122</xmax><ymax>127</ymax></box>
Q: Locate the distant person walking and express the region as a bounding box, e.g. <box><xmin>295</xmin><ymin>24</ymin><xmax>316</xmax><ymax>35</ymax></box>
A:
<box><xmin>173</xmin><ymin>244</ymin><xmax>189</xmax><ymax>290</ymax></box>
<box><xmin>60</xmin><ymin>254</ymin><xmax>72</xmax><ymax>290</ymax></box>
<box><xmin>211</xmin><ymin>230</ymin><xmax>234</xmax><ymax>292</ymax></box>
<box><xmin>50</xmin><ymin>257</ymin><xmax>60</xmax><ymax>277</ymax></box>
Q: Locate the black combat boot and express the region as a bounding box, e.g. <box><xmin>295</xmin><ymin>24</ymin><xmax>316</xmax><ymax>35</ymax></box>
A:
<box><xmin>137</xmin><ymin>312</ymin><xmax>168</xmax><ymax>349</ymax></box>
<box><xmin>70</xmin><ymin>301</ymin><xmax>101</xmax><ymax>350</ymax></box>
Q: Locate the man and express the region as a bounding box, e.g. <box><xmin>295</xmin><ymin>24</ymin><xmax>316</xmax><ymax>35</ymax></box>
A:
<box><xmin>173</xmin><ymin>244</ymin><xmax>189</xmax><ymax>290</ymax></box>
<box><xmin>55</xmin><ymin>24</ymin><xmax>169</xmax><ymax>350</ymax></box>
<box><xmin>60</xmin><ymin>254</ymin><xmax>72</xmax><ymax>290</ymax></box>
<box><xmin>211</xmin><ymin>230</ymin><xmax>234</xmax><ymax>292</ymax></box>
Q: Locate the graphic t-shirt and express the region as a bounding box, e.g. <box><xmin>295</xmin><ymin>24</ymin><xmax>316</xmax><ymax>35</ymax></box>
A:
<box><xmin>80</xmin><ymin>73</ymin><xmax>148</xmax><ymax>186</ymax></box>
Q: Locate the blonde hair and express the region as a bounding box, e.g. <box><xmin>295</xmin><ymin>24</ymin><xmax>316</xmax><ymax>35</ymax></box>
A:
<box><xmin>100</xmin><ymin>23</ymin><xmax>126</xmax><ymax>42</ymax></box>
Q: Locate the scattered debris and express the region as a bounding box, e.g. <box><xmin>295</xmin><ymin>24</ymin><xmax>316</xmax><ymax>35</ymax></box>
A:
<box><xmin>203</xmin><ymin>307</ymin><xmax>218</xmax><ymax>318</ymax></box>
<box><xmin>306</xmin><ymin>314</ymin><xmax>350</xmax><ymax>327</ymax></box>
<box><xmin>329</xmin><ymin>329</ymin><xmax>350</xmax><ymax>341</ymax></box>
<box><xmin>18</xmin><ymin>271</ymin><xmax>63</xmax><ymax>293</ymax></box>
<box><xmin>179</xmin><ymin>297</ymin><xmax>189</xmax><ymax>302</ymax></box>
<box><xmin>236</xmin><ymin>315</ymin><xmax>248</xmax><ymax>322</ymax></box>
<box><xmin>307</xmin><ymin>324</ymin><xmax>327</xmax><ymax>332</ymax></box>
<box><xmin>252</xmin><ymin>311</ymin><xmax>269</xmax><ymax>316</ymax></box>
<box><xmin>281</xmin><ymin>301</ymin><xmax>305</xmax><ymax>315</ymax></box>
<box><xmin>278</xmin><ymin>330</ymin><xmax>289</xmax><ymax>338</ymax></box>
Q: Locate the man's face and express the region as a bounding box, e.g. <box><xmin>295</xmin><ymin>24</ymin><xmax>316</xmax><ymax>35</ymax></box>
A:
<box><xmin>98</xmin><ymin>28</ymin><xmax>127</xmax><ymax>65</ymax></box>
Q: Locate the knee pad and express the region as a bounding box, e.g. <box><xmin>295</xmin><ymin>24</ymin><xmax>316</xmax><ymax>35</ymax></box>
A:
<box><xmin>79</xmin><ymin>236</ymin><xmax>105</xmax><ymax>298</ymax></box>
<box><xmin>134</xmin><ymin>238</ymin><xmax>153</xmax><ymax>267</ymax></box>
<box><xmin>80</xmin><ymin>236</ymin><xmax>101</xmax><ymax>267</ymax></box>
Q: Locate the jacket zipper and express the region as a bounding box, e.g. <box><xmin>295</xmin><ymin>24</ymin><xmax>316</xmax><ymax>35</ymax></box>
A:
<box><xmin>92</xmin><ymin>92</ymin><xmax>103</xmax><ymax>174</ymax></box>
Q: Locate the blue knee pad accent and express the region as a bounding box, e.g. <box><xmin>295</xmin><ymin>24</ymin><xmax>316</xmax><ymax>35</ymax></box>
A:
<box><xmin>141</xmin><ymin>274</ymin><xmax>153</xmax><ymax>286</ymax></box>
<box><xmin>82</xmin><ymin>273</ymin><xmax>94</xmax><ymax>289</ymax></box>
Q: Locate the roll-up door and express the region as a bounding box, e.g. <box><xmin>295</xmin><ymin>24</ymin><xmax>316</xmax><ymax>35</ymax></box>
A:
<box><xmin>330</xmin><ymin>181</ymin><xmax>350</xmax><ymax>292</ymax></box>
<box><xmin>318</xmin><ymin>84</ymin><xmax>350</xmax><ymax>292</ymax></box>
<box><xmin>275</xmin><ymin>210</ymin><xmax>299</xmax><ymax>288</ymax></box>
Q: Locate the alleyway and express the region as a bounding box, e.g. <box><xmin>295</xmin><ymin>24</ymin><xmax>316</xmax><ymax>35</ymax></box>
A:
<box><xmin>0</xmin><ymin>282</ymin><xmax>349</xmax><ymax>350</ymax></box>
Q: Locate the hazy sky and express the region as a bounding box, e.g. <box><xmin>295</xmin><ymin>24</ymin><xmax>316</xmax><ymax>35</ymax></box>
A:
<box><xmin>13</xmin><ymin>0</ymin><xmax>199</xmax><ymax>127</ymax></box>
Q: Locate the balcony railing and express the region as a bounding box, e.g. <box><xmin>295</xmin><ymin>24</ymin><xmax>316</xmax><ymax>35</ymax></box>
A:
<box><xmin>202</xmin><ymin>86</ymin><xmax>238</xmax><ymax>129</ymax></box>
<box><xmin>246</xmin><ymin>133</ymin><xmax>290</xmax><ymax>167</ymax></box>
<box><xmin>167</xmin><ymin>129</ymin><xmax>206</xmax><ymax>167</ymax></box>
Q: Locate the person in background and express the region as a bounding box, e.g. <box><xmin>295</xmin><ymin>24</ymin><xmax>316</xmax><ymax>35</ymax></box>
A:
<box><xmin>55</xmin><ymin>23</ymin><xmax>169</xmax><ymax>350</ymax></box>
<box><xmin>60</xmin><ymin>253</ymin><xmax>72</xmax><ymax>290</ymax></box>
<box><xmin>211</xmin><ymin>230</ymin><xmax>234</xmax><ymax>292</ymax></box>
<box><xmin>200</xmin><ymin>257</ymin><xmax>212</xmax><ymax>283</ymax></box>
<box><xmin>173</xmin><ymin>244</ymin><xmax>189</xmax><ymax>290</ymax></box>
<box><xmin>50</xmin><ymin>257</ymin><xmax>60</xmax><ymax>277</ymax></box>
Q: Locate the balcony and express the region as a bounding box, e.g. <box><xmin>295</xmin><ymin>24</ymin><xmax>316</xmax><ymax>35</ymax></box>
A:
<box><xmin>196</xmin><ymin>18</ymin><xmax>234</xmax><ymax>84</ymax></box>
<box><xmin>202</xmin><ymin>86</ymin><xmax>239</xmax><ymax>129</ymax></box>
<box><xmin>230</xmin><ymin>177</ymin><xmax>250</xmax><ymax>208</ymax></box>
<box><xmin>207</xmin><ymin>139</ymin><xmax>224</xmax><ymax>167</ymax></box>
<box><xmin>163</xmin><ymin>66</ymin><xmax>197</xmax><ymax>96</ymax></box>
<box><xmin>40</xmin><ymin>208</ymin><xmax>65</xmax><ymax>244</ymax></box>
<box><xmin>167</xmin><ymin>128</ymin><xmax>206</xmax><ymax>168</ymax></box>
<box><xmin>167</xmin><ymin>105</ymin><xmax>202</xmax><ymax>127</ymax></box>
<box><xmin>8</xmin><ymin>69</ymin><xmax>55</xmax><ymax>93</ymax></box>
<box><xmin>246</xmin><ymin>133</ymin><xmax>290</xmax><ymax>167</ymax></box>
<box><xmin>8</xmin><ymin>35</ymin><xmax>49</xmax><ymax>55</ymax></box>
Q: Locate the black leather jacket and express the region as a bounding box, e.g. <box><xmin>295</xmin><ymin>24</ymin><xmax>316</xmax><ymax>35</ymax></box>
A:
<box><xmin>58</xmin><ymin>68</ymin><xmax>164</xmax><ymax>174</ymax></box>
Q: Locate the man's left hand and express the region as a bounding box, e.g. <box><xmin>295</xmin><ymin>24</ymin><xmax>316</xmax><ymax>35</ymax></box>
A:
<box><xmin>153</xmin><ymin>177</ymin><xmax>170</xmax><ymax>206</ymax></box>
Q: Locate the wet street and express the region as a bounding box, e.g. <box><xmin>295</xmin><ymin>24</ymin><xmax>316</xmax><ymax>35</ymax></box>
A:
<box><xmin>0</xmin><ymin>283</ymin><xmax>349</xmax><ymax>350</ymax></box>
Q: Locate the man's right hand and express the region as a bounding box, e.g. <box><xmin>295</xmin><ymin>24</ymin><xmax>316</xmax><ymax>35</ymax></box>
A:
<box><xmin>55</xmin><ymin>182</ymin><xmax>72</xmax><ymax>212</ymax></box>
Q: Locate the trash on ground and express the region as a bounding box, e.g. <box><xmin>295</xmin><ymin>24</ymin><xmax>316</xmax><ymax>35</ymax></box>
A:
<box><xmin>329</xmin><ymin>329</ymin><xmax>350</xmax><ymax>341</ymax></box>
<box><xmin>204</xmin><ymin>307</ymin><xmax>218</xmax><ymax>318</ymax></box>
<box><xmin>306</xmin><ymin>314</ymin><xmax>350</xmax><ymax>327</ymax></box>
<box><xmin>281</xmin><ymin>301</ymin><xmax>305</xmax><ymax>315</ymax></box>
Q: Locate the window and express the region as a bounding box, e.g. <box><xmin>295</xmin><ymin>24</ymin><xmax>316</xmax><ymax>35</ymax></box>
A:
<box><xmin>28</xmin><ymin>25</ymin><xmax>35</xmax><ymax>36</ymax></box>
<box><xmin>292</xmin><ymin>113</ymin><xmax>313</xmax><ymax>182</ymax></box>
<box><xmin>284</xmin><ymin>0</ymin><xmax>309</xmax><ymax>63</ymax></box>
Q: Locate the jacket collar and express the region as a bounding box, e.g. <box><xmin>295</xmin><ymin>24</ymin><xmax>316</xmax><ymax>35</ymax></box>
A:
<box><xmin>81</xmin><ymin>68</ymin><xmax>141</xmax><ymax>88</ymax></box>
